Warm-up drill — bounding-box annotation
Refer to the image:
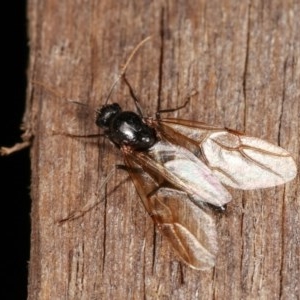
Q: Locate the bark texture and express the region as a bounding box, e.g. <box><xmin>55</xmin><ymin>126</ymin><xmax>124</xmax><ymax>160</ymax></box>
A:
<box><xmin>26</xmin><ymin>0</ymin><xmax>299</xmax><ymax>299</ymax></box>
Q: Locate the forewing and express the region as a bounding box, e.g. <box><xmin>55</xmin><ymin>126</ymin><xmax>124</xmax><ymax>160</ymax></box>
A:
<box><xmin>131</xmin><ymin>140</ymin><xmax>232</xmax><ymax>208</ymax></box>
<box><xmin>124</xmin><ymin>155</ymin><xmax>218</xmax><ymax>270</ymax></box>
<box><xmin>159</xmin><ymin>118</ymin><xmax>297</xmax><ymax>189</ymax></box>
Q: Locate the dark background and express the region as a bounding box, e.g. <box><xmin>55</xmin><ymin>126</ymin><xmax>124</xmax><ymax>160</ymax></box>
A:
<box><xmin>0</xmin><ymin>2</ymin><xmax>30</xmax><ymax>299</ymax></box>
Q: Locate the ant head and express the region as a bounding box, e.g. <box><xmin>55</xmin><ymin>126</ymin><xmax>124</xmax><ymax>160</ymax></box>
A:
<box><xmin>95</xmin><ymin>103</ymin><xmax>121</xmax><ymax>129</ymax></box>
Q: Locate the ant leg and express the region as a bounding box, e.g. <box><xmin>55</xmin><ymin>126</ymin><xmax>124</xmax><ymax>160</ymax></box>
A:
<box><xmin>156</xmin><ymin>90</ymin><xmax>197</xmax><ymax>119</ymax></box>
<box><xmin>122</xmin><ymin>75</ymin><xmax>144</xmax><ymax>117</ymax></box>
<box><xmin>59</xmin><ymin>165</ymin><xmax>126</xmax><ymax>222</ymax></box>
<box><xmin>52</xmin><ymin>131</ymin><xmax>105</xmax><ymax>139</ymax></box>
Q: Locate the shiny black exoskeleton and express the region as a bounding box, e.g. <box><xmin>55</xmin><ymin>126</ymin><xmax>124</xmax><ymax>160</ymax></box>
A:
<box><xmin>96</xmin><ymin>103</ymin><xmax>157</xmax><ymax>150</ymax></box>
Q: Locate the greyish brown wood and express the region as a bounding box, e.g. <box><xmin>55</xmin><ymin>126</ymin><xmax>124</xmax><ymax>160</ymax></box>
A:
<box><xmin>26</xmin><ymin>0</ymin><xmax>299</xmax><ymax>299</ymax></box>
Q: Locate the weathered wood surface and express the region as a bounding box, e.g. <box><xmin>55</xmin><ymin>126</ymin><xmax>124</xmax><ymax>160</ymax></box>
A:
<box><xmin>26</xmin><ymin>0</ymin><xmax>299</xmax><ymax>299</ymax></box>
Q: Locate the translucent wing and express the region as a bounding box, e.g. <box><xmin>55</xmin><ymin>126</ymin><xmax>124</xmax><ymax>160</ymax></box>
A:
<box><xmin>124</xmin><ymin>153</ymin><xmax>218</xmax><ymax>270</ymax></box>
<box><xmin>158</xmin><ymin>118</ymin><xmax>297</xmax><ymax>189</ymax></box>
<box><xmin>130</xmin><ymin>140</ymin><xmax>232</xmax><ymax>208</ymax></box>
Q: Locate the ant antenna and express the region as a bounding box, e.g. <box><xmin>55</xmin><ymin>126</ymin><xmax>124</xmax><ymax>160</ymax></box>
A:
<box><xmin>105</xmin><ymin>36</ymin><xmax>151</xmax><ymax>104</ymax></box>
<box><xmin>32</xmin><ymin>80</ymin><xmax>64</xmax><ymax>99</ymax></box>
<box><xmin>32</xmin><ymin>80</ymin><xmax>88</xmax><ymax>107</ymax></box>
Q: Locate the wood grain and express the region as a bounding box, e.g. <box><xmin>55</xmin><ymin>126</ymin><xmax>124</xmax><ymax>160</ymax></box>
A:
<box><xmin>26</xmin><ymin>0</ymin><xmax>299</xmax><ymax>299</ymax></box>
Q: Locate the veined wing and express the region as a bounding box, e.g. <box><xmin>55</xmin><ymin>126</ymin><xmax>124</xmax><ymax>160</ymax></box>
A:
<box><xmin>129</xmin><ymin>140</ymin><xmax>232</xmax><ymax>208</ymax></box>
<box><xmin>124</xmin><ymin>154</ymin><xmax>218</xmax><ymax>270</ymax></box>
<box><xmin>157</xmin><ymin>118</ymin><xmax>297</xmax><ymax>189</ymax></box>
